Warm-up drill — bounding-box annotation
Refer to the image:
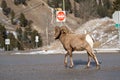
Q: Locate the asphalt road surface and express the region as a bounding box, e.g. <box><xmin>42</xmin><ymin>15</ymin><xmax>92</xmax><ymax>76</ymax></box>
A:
<box><xmin>0</xmin><ymin>53</ymin><xmax>120</xmax><ymax>80</ymax></box>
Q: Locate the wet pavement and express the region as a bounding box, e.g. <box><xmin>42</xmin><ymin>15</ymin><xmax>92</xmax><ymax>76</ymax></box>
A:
<box><xmin>0</xmin><ymin>53</ymin><xmax>120</xmax><ymax>80</ymax></box>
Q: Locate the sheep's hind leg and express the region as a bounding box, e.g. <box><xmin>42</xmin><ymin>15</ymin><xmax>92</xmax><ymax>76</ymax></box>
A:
<box><xmin>93</xmin><ymin>55</ymin><xmax>100</xmax><ymax>69</ymax></box>
<box><xmin>85</xmin><ymin>55</ymin><xmax>91</xmax><ymax>69</ymax></box>
<box><xmin>90</xmin><ymin>52</ymin><xmax>100</xmax><ymax>69</ymax></box>
<box><xmin>86</xmin><ymin>47</ymin><xmax>100</xmax><ymax>69</ymax></box>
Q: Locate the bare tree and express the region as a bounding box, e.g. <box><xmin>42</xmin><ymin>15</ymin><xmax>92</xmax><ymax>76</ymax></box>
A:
<box><xmin>96</xmin><ymin>0</ymin><xmax>99</xmax><ymax>5</ymax></box>
<box><xmin>96</xmin><ymin>0</ymin><xmax>104</xmax><ymax>6</ymax></box>
<box><xmin>79</xmin><ymin>0</ymin><xmax>98</xmax><ymax>20</ymax></box>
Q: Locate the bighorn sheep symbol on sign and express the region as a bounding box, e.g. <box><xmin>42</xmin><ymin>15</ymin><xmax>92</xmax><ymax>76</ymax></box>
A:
<box><xmin>56</xmin><ymin>11</ymin><xmax>66</xmax><ymax>22</ymax></box>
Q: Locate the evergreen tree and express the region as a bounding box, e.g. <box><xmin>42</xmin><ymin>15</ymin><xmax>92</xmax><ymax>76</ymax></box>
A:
<box><xmin>113</xmin><ymin>0</ymin><xmax>120</xmax><ymax>11</ymax></box>
<box><xmin>16</xmin><ymin>26</ymin><xmax>42</xmax><ymax>49</ymax></box>
<box><xmin>64</xmin><ymin>0</ymin><xmax>72</xmax><ymax>13</ymax></box>
<box><xmin>1</xmin><ymin>0</ymin><xmax>7</xmax><ymax>9</ymax></box>
<box><xmin>97</xmin><ymin>5</ymin><xmax>108</xmax><ymax>17</ymax></box>
<box><xmin>74</xmin><ymin>1</ymin><xmax>79</xmax><ymax>17</ymax></box>
<box><xmin>14</xmin><ymin>0</ymin><xmax>27</xmax><ymax>5</ymax></box>
<box><xmin>11</xmin><ymin>10</ymin><xmax>15</xmax><ymax>24</ymax></box>
<box><xmin>31</xmin><ymin>30</ymin><xmax>42</xmax><ymax>48</ymax></box>
<box><xmin>0</xmin><ymin>23</ymin><xmax>6</xmax><ymax>38</ymax></box>
<box><xmin>14</xmin><ymin>0</ymin><xmax>21</xmax><ymax>5</ymax></box>
<box><xmin>104</xmin><ymin>0</ymin><xmax>111</xmax><ymax>9</ymax></box>
<box><xmin>0</xmin><ymin>35</ymin><xmax>4</xmax><ymax>48</ymax></box>
<box><xmin>3</xmin><ymin>7</ymin><xmax>11</xmax><ymax>17</ymax></box>
<box><xmin>1</xmin><ymin>0</ymin><xmax>11</xmax><ymax>17</ymax></box>
<box><xmin>78</xmin><ymin>0</ymin><xmax>98</xmax><ymax>19</ymax></box>
<box><xmin>16</xmin><ymin>27</ymin><xmax>24</xmax><ymax>50</ymax></box>
<box><xmin>16</xmin><ymin>27</ymin><xmax>23</xmax><ymax>41</ymax></box>
<box><xmin>19</xmin><ymin>13</ymin><xmax>28</xmax><ymax>27</ymax></box>
<box><xmin>24</xmin><ymin>26</ymin><xmax>33</xmax><ymax>43</ymax></box>
<box><xmin>48</xmin><ymin>0</ymin><xmax>72</xmax><ymax>12</ymax></box>
<box><xmin>21</xmin><ymin>0</ymin><xmax>26</xmax><ymax>5</ymax></box>
<box><xmin>48</xmin><ymin>0</ymin><xmax>61</xmax><ymax>8</ymax></box>
<box><xmin>0</xmin><ymin>23</ymin><xmax>6</xmax><ymax>48</ymax></box>
<box><xmin>7</xmin><ymin>33</ymin><xmax>17</xmax><ymax>50</ymax></box>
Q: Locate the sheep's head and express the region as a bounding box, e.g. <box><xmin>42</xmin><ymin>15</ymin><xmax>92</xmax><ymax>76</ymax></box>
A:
<box><xmin>54</xmin><ymin>26</ymin><xmax>71</xmax><ymax>39</ymax></box>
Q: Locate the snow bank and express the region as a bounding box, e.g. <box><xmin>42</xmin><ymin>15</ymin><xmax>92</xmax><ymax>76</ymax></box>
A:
<box><xmin>75</xmin><ymin>17</ymin><xmax>118</xmax><ymax>48</ymax></box>
<box><xmin>14</xmin><ymin>48</ymin><xmax>120</xmax><ymax>55</ymax></box>
<box><xmin>14</xmin><ymin>49</ymin><xmax>66</xmax><ymax>55</ymax></box>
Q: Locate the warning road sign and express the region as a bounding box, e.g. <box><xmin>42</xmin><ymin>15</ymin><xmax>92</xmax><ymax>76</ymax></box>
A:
<box><xmin>112</xmin><ymin>11</ymin><xmax>120</xmax><ymax>24</ymax></box>
<box><xmin>56</xmin><ymin>11</ymin><xmax>66</xmax><ymax>22</ymax></box>
<box><xmin>112</xmin><ymin>11</ymin><xmax>120</xmax><ymax>28</ymax></box>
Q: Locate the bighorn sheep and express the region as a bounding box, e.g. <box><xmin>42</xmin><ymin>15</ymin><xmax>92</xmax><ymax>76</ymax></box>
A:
<box><xmin>54</xmin><ymin>26</ymin><xmax>100</xmax><ymax>69</ymax></box>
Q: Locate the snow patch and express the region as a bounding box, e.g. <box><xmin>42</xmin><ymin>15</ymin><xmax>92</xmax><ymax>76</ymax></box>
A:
<box><xmin>14</xmin><ymin>50</ymin><xmax>66</xmax><ymax>55</ymax></box>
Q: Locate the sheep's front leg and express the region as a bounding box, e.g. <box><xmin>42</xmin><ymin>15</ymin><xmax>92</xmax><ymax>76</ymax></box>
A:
<box><xmin>69</xmin><ymin>50</ymin><xmax>74</xmax><ymax>68</ymax></box>
<box><xmin>64</xmin><ymin>53</ymin><xmax>68</xmax><ymax>67</ymax></box>
<box><xmin>70</xmin><ymin>54</ymin><xmax>74</xmax><ymax>68</ymax></box>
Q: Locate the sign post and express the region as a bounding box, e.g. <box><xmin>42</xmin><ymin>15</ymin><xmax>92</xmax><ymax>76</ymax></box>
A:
<box><xmin>35</xmin><ymin>36</ymin><xmax>39</xmax><ymax>48</ymax></box>
<box><xmin>63</xmin><ymin>0</ymin><xmax>65</xmax><ymax>11</ymax></box>
<box><xmin>5</xmin><ymin>39</ymin><xmax>10</xmax><ymax>51</ymax></box>
<box><xmin>112</xmin><ymin>11</ymin><xmax>120</xmax><ymax>44</ymax></box>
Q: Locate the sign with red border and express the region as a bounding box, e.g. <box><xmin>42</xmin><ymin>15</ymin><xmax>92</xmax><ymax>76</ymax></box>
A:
<box><xmin>56</xmin><ymin>11</ymin><xmax>66</xmax><ymax>22</ymax></box>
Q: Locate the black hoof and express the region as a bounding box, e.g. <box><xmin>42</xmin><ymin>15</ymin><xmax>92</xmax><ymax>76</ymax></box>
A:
<box><xmin>64</xmin><ymin>65</ymin><xmax>68</xmax><ymax>68</ymax></box>
<box><xmin>96</xmin><ymin>65</ymin><xmax>100</xmax><ymax>70</ymax></box>
<box><xmin>69</xmin><ymin>65</ymin><xmax>74</xmax><ymax>69</ymax></box>
<box><xmin>85</xmin><ymin>66</ymin><xmax>90</xmax><ymax>69</ymax></box>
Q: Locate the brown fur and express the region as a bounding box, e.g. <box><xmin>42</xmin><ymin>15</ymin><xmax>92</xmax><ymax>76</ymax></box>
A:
<box><xmin>54</xmin><ymin>26</ymin><xmax>100</xmax><ymax>69</ymax></box>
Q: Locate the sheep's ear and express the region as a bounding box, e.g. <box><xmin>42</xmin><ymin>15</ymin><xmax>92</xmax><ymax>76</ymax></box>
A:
<box><xmin>61</xmin><ymin>28</ymin><xmax>67</xmax><ymax>34</ymax></box>
<box><xmin>60</xmin><ymin>26</ymin><xmax>72</xmax><ymax>34</ymax></box>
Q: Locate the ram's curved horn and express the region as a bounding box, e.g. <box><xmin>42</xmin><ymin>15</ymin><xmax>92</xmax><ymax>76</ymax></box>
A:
<box><xmin>54</xmin><ymin>26</ymin><xmax>61</xmax><ymax>39</ymax></box>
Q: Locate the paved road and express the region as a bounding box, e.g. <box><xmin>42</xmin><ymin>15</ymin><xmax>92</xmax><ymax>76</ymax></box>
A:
<box><xmin>0</xmin><ymin>53</ymin><xmax>120</xmax><ymax>80</ymax></box>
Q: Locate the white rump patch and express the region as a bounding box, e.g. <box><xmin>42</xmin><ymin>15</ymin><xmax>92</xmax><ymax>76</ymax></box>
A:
<box><xmin>86</xmin><ymin>34</ymin><xmax>94</xmax><ymax>48</ymax></box>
